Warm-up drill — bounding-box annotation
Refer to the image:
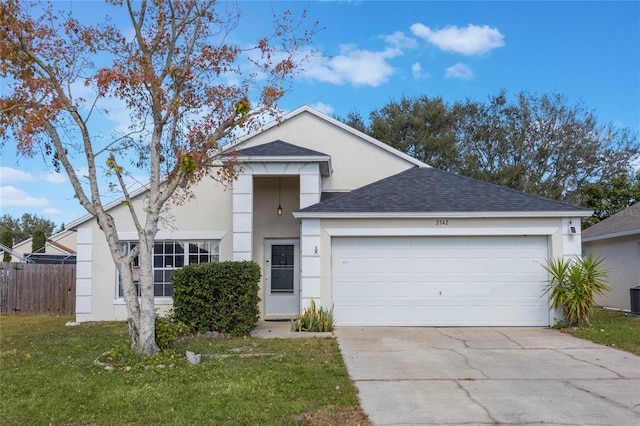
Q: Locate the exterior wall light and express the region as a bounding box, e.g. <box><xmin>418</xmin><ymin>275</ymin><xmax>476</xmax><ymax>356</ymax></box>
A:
<box><xmin>277</xmin><ymin>177</ymin><xmax>283</xmax><ymax>216</ymax></box>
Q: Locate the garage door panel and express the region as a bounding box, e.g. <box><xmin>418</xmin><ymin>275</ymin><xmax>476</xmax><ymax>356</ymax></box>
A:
<box><xmin>412</xmin><ymin>259</ymin><xmax>440</xmax><ymax>272</ymax></box>
<box><xmin>332</xmin><ymin>236</ymin><xmax>550</xmax><ymax>326</ymax></box>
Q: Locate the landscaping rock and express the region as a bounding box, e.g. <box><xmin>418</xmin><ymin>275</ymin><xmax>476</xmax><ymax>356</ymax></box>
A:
<box><xmin>186</xmin><ymin>350</ymin><xmax>201</xmax><ymax>365</ymax></box>
<box><xmin>197</xmin><ymin>331</ymin><xmax>220</xmax><ymax>339</ymax></box>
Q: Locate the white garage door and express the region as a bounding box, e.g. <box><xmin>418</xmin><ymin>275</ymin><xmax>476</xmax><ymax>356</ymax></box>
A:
<box><xmin>332</xmin><ymin>236</ymin><xmax>550</xmax><ymax>326</ymax></box>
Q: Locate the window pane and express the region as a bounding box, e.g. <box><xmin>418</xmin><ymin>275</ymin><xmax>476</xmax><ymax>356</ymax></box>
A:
<box><xmin>154</xmin><ymin>242</ymin><xmax>164</xmax><ymax>254</ymax></box>
<box><xmin>175</xmin><ymin>242</ymin><xmax>184</xmax><ymax>254</ymax></box>
<box><xmin>154</xmin><ymin>255</ymin><xmax>162</xmax><ymax>268</ymax></box>
<box><xmin>271</xmin><ymin>269</ymin><xmax>294</xmax><ymax>292</ymax></box>
<box><xmin>154</xmin><ymin>283</ymin><xmax>164</xmax><ymax>297</ymax></box>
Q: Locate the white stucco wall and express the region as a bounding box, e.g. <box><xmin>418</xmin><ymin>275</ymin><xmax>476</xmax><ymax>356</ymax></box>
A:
<box><xmin>583</xmin><ymin>235</ymin><xmax>640</xmax><ymax>311</ymax></box>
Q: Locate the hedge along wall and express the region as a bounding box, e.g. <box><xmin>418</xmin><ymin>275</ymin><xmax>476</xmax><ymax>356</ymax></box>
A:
<box><xmin>172</xmin><ymin>261</ymin><xmax>261</xmax><ymax>336</ymax></box>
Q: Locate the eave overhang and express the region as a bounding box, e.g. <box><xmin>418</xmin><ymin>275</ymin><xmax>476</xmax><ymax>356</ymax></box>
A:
<box><xmin>292</xmin><ymin>210</ymin><xmax>593</xmax><ymax>220</ymax></box>
<box><xmin>582</xmin><ymin>228</ymin><xmax>640</xmax><ymax>243</ymax></box>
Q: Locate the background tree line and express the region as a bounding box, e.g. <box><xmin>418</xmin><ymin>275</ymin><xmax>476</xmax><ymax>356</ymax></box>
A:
<box><xmin>340</xmin><ymin>91</ymin><xmax>639</xmax><ymax>226</ymax></box>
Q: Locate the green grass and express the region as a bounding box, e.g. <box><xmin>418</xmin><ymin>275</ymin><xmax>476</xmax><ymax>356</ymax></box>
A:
<box><xmin>565</xmin><ymin>308</ymin><xmax>640</xmax><ymax>355</ymax></box>
<box><xmin>0</xmin><ymin>315</ymin><xmax>362</xmax><ymax>425</ymax></box>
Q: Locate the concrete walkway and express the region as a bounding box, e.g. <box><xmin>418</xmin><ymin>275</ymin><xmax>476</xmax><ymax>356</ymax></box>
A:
<box><xmin>250</xmin><ymin>320</ymin><xmax>333</xmax><ymax>338</ymax></box>
<box><xmin>334</xmin><ymin>327</ymin><xmax>640</xmax><ymax>426</ymax></box>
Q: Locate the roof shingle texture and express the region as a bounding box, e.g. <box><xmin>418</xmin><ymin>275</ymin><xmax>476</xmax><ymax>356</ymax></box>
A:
<box><xmin>238</xmin><ymin>140</ymin><xmax>328</xmax><ymax>157</ymax></box>
<box><xmin>582</xmin><ymin>202</ymin><xmax>640</xmax><ymax>238</ymax></box>
<box><xmin>300</xmin><ymin>167</ymin><xmax>590</xmax><ymax>213</ymax></box>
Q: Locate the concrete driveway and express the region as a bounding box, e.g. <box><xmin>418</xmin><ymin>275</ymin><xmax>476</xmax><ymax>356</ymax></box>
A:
<box><xmin>335</xmin><ymin>327</ymin><xmax>640</xmax><ymax>425</ymax></box>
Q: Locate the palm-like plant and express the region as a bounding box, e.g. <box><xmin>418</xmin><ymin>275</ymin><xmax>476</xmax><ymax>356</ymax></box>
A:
<box><xmin>543</xmin><ymin>255</ymin><xmax>610</xmax><ymax>326</ymax></box>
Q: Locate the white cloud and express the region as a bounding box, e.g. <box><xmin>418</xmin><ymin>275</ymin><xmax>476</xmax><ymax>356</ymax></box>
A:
<box><xmin>42</xmin><ymin>208</ymin><xmax>63</xmax><ymax>215</ymax></box>
<box><xmin>445</xmin><ymin>63</ymin><xmax>475</xmax><ymax>79</ymax></box>
<box><xmin>304</xmin><ymin>44</ymin><xmax>401</xmax><ymax>87</ymax></box>
<box><xmin>383</xmin><ymin>31</ymin><xmax>418</xmax><ymax>49</ymax></box>
<box><xmin>0</xmin><ymin>167</ymin><xmax>36</xmax><ymax>183</ymax></box>
<box><xmin>311</xmin><ymin>102</ymin><xmax>335</xmax><ymax>115</ymax></box>
<box><xmin>0</xmin><ymin>186</ymin><xmax>50</xmax><ymax>207</ymax></box>
<box><xmin>412</xmin><ymin>62</ymin><xmax>429</xmax><ymax>79</ymax></box>
<box><xmin>411</xmin><ymin>23</ymin><xmax>505</xmax><ymax>55</ymax></box>
<box><xmin>43</xmin><ymin>172</ymin><xmax>68</xmax><ymax>184</ymax></box>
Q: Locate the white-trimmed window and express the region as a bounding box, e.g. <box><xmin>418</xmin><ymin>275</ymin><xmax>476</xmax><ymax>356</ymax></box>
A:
<box><xmin>118</xmin><ymin>240</ymin><xmax>219</xmax><ymax>298</ymax></box>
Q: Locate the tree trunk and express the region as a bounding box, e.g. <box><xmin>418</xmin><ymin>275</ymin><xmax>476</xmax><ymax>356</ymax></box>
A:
<box><xmin>115</xmin><ymin>236</ymin><xmax>158</xmax><ymax>355</ymax></box>
<box><xmin>134</xmin><ymin>236</ymin><xmax>159</xmax><ymax>355</ymax></box>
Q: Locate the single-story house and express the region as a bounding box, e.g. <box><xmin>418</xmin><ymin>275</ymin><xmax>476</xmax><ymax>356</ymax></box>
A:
<box><xmin>582</xmin><ymin>202</ymin><xmax>640</xmax><ymax>311</ymax></box>
<box><xmin>70</xmin><ymin>106</ymin><xmax>591</xmax><ymax>326</ymax></box>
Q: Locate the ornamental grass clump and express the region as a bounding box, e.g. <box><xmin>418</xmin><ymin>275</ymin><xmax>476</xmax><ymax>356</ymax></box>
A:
<box><xmin>543</xmin><ymin>255</ymin><xmax>609</xmax><ymax>326</ymax></box>
<box><xmin>291</xmin><ymin>299</ymin><xmax>335</xmax><ymax>332</ymax></box>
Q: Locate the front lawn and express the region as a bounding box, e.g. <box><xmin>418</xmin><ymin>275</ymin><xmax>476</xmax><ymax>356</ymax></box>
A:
<box><xmin>564</xmin><ymin>308</ymin><xmax>640</xmax><ymax>356</ymax></box>
<box><xmin>0</xmin><ymin>315</ymin><xmax>368</xmax><ymax>425</ymax></box>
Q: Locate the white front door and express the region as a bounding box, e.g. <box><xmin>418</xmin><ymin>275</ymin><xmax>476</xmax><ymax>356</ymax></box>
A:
<box><xmin>264</xmin><ymin>239</ymin><xmax>300</xmax><ymax>318</ymax></box>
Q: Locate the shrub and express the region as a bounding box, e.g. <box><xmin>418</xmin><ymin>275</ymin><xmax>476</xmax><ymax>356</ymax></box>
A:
<box><xmin>172</xmin><ymin>261</ymin><xmax>261</xmax><ymax>336</ymax></box>
<box><xmin>543</xmin><ymin>255</ymin><xmax>609</xmax><ymax>326</ymax></box>
<box><xmin>291</xmin><ymin>299</ymin><xmax>335</xmax><ymax>332</ymax></box>
<box><xmin>155</xmin><ymin>311</ymin><xmax>188</xmax><ymax>350</ymax></box>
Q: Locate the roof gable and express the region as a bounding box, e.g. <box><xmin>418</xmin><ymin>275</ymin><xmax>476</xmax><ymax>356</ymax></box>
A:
<box><xmin>582</xmin><ymin>202</ymin><xmax>640</xmax><ymax>240</ymax></box>
<box><xmin>297</xmin><ymin>168</ymin><xmax>590</xmax><ymax>216</ymax></box>
<box><xmin>228</xmin><ymin>106</ymin><xmax>426</xmax><ymax>168</ymax></box>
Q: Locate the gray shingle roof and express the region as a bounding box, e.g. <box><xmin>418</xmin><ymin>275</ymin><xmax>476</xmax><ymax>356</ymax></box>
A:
<box><xmin>582</xmin><ymin>202</ymin><xmax>640</xmax><ymax>239</ymax></box>
<box><xmin>238</xmin><ymin>140</ymin><xmax>328</xmax><ymax>157</ymax></box>
<box><xmin>299</xmin><ymin>167</ymin><xmax>590</xmax><ymax>213</ymax></box>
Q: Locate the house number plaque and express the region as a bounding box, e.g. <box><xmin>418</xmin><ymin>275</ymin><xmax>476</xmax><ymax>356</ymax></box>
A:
<box><xmin>436</xmin><ymin>219</ymin><xmax>449</xmax><ymax>226</ymax></box>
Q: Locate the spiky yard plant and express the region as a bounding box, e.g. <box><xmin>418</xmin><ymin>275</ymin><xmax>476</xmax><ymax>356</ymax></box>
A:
<box><xmin>291</xmin><ymin>299</ymin><xmax>335</xmax><ymax>332</ymax></box>
<box><xmin>543</xmin><ymin>255</ymin><xmax>610</xmax><ymax>326</ymax></box>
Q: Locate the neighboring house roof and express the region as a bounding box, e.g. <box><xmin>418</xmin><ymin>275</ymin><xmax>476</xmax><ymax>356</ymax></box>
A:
<box><xmin>582</xmin><ymin>202</ymin><xmax>640</xmax><ymax>242</ymax></box>
<box><xmin>295</xmin><ymin>167</ymin><xmax>591</xmax><ymax>218</ymax></box>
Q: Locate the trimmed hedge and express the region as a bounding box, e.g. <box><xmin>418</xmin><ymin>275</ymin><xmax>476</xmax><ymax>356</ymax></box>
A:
<box><xmin>172</xmin><ymin>261</ymin><xmax>261</xmax><ymax>336</ymax></box>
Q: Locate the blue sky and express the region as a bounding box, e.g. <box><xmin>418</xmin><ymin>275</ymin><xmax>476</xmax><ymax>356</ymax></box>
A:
<box><xmin>1</xmin><ymin>0</ymin><xmax>639</xmax><ymax>229</ymax></box>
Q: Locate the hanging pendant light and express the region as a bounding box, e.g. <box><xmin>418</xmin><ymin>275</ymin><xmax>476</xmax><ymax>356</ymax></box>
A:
<box><xmin>277</xmin><ymin>177</ymin><xmax>283</xmax><ymax>216</ymax></box>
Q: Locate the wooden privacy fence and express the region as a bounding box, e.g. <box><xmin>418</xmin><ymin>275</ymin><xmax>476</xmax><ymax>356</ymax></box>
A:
<box><xmin>0</xmin><ymin>263</ymin><xmax>76</xmax><ymax>315</ymax></box>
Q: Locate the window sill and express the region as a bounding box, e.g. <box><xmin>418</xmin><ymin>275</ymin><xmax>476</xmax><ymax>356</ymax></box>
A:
<box><xmin>113</xmin><ymin>297</ymin><xmax>173</xmax><ymax>305</ymax></box>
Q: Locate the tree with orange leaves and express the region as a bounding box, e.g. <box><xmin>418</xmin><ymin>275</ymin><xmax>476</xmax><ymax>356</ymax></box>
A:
<box><xmin>0</xmin><ymin>0</ymin><xmax>318</xmax><ymax>354</ymax></box>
